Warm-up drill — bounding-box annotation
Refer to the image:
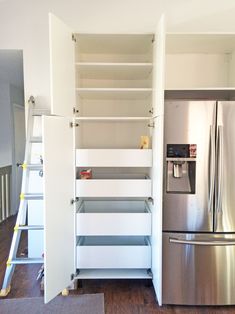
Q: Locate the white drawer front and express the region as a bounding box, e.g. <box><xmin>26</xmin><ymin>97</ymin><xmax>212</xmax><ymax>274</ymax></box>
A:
<box><xmin>76</xmin><ymin>212</ymin><xmax>151</xmax><ymax>236</ymax></box>
<box><xmin>76</xmin><ymin>179</ymin><xmax>151</xmax><ymax>197</ymax></box>
<box><xmin>76</xmin><ymin>245</ymin><xmax>151</xmax><ymax>269</ymax></box>
<box><xmin>76</xmin><ymin>149</ymin><xmax>152</xmax><ymax>167</ymax></box>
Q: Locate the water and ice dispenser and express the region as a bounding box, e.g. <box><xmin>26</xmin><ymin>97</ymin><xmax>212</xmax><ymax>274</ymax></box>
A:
<box><xmin>166</xmin><ymin>144</ymin><xmax>196</xmax><ymax>194</ymax></box>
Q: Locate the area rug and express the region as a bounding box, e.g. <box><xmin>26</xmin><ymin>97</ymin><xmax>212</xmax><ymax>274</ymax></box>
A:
<box><xmin>0</xmin><ymin>294</ymin><xmax>105</xmax><ymax>314</ymax></box>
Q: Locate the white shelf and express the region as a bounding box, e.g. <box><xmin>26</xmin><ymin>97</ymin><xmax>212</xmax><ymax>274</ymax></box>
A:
<box><xmin>76</xmin><ymin>88</ymin><xmax>152</xmax><ymax>99</ymax></box>
<box><xmin>76</xmin><ymin>236</ymin><xmax>151</xmax><ymax>269</ymax></box>
<box><xmin>165</xmin><ymin>87</ymin><xmax>235</xmax><ymax>91</ymax></box>
<box><xmin>76</xmin><ymin>200</ymin><xmax>151</xmax><ymax>236</ymax></box>
<box><xmin>76</xmin><ymin>174</ymin><xmax>151</xmax><ymax>198</ymax></box>
<box><xmin>76</xmin><ymin>34</ymin><xmax>153</xmax><ymax>56</ymax></box>
<box><xmin>75</xmin><ymin>269</ymin><xmax>152</xmax><ymax>279</ymax></box>
<box><xmin>75</xmin><ymin>117</ymin><xmax>151</xmax><ymax>121</ymax></box>
<box><xmin>76</xmin><ymin>62</ymin><xmax>153</xmax><ymax>80</ymax></box>
<box><xmin>76</xmin><ymin>149</ymin><xmax>152</xmax><ymax>167</ymax></box>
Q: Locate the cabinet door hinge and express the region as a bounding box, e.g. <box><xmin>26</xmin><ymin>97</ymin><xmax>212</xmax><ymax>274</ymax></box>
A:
<box><xmin>70</xmin><ymin>122</ymin><xmax>79</xmax><ymax>128</ymax></box>
<box><xmin>148</xmin><ymin>197</ymin><xmax>154</xmax><ymax>205</ymax></box>
<box><xmin>73</xmin><ymin>107</ymin><xmax>79</xmax><ymax>114</ymax></box>
<box><xmin>71</xmin><ymin>273</ymin><xmax>75</xmax><ymax>281</ymax></box>
<box><xmin>152</xmin><ymin>35</ymin><xmax>155</xmax><ymax>43</ymax></box>
<box><xmin>72</xmin><ymin>34</ymin><xmax>76</xmax><ymax>42</ymax></box>
<box><xmin>148</xmin><ymin>122</ymin><xmax>155</xmax><ymax>128</ymax></box>
<box><xmin>71</xmin><ymin>197</ymin><xmax>79</xmax><ymax>205</ymax></box>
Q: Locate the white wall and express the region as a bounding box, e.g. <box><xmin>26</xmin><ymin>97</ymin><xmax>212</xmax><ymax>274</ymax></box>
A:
<box><xmin>0</xmin><ymin>0</ymin><xmax>235</xmax><ymax>110</ymax></box>
<box><xmin>0</xmin><ymin>81</ymin><xmax>13</xmax><ymax>167</ymax></box>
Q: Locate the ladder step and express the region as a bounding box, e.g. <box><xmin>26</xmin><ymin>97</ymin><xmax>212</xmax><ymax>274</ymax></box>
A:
<box><xmin>17</xmin><ymin>225</ymin><xmax>44</xmax><ymax>231</ymax></box>
<box><xmin>10</xmin><ymin>258</ymin><xmax>43</xmax><ymax>265</ymax></box>
<box><xmin>18</xmin><ymin>164</ymin><xmax>42</xmax><ymax>171</ymax></box>
<box><xmin>26</xmin><ymin>164</ymin><xmax>43</xmax><ymax>171</ymax></box>
<box><xmin>23</xmin><ymin>193</ymin><xmax>43</xmax><ymax>200</ymax></box>
<box><xmin>30</xmin><ymin>137</ymin><xmax>42</xmax><ymax>143</ymax></box>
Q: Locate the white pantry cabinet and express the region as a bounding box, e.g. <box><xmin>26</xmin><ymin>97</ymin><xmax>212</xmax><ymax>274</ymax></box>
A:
<box><xmin>42</xmin><ymin>13</ymin><xmax>165</xmax><ymax>305</ymax></box>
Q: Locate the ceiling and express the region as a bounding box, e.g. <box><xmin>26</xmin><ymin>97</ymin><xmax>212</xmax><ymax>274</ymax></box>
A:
<box><xmin>0</xmin><ymin>50</ymin><xmax>24</xmax><ymax>89</ymax></box>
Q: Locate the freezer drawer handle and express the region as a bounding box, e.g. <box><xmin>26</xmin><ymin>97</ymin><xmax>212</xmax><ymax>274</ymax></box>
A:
<box><xmin>169</xmin><ymin>237</ymin><xmax>235</xmax><ymax>246</ymax></box>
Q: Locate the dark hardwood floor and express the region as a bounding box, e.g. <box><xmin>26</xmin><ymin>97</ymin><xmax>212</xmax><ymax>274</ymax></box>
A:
<box><xmin>1</xmin><ymin>215</ymin><xmax>235</xmax><ymax>313</ymax></box>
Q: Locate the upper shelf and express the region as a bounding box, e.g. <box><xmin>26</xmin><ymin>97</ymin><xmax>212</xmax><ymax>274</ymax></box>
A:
<box><xmin>75</xmin><ymin>34</ymin><xmax>153</xmax><ymax>63</ymax></box>
<box><xmin>76</xmin><ymin>62</ymin><xmax>153</xmax><ymax>80</ymax></box>
<box><xmin>76</xmin><ymin>88</ymin><xmax>152</xmax><ymax>99</ymax></box>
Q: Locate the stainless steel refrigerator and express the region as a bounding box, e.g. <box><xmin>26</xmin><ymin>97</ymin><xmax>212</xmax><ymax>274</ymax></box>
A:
<box><xmin>163</xmin><ymin>100</ymin><xmax>235</xmax><ymax>305</ymax></box>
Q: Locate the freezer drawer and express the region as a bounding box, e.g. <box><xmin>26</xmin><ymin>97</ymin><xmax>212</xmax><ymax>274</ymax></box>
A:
<box><xmin>76</xmin><ymin>236</ymin><xmax>151</xmax><ymax>269</ymax></box>
<box><xmin>163</xmin><ymin>233</ymin><xmax>235</xmax><ymax>305</ymax></box>
<box><xmin>76</xmin><ymin>200</ymin><xmax>151</xmax><ymax>236</ymax></box>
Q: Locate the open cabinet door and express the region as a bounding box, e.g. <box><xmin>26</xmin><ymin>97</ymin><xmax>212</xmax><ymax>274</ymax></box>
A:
<box><xmin>49</xmin><ymin>13</ymin><xmax>76</xmax><ymax>117</ymax></box>
<box><xmin>42</xmin><ymin>116</ymin><xmax>75</xmax><ymax>303</ymax></box>
<box><xmin>152</xmin><ymin>14</ymin><xmax>166</xmax><ymax>117</ymax></box>
<box><xmin>151</xmin><ymin>14</ymin><xmax>166</xmax><ymax>306</ymax></box>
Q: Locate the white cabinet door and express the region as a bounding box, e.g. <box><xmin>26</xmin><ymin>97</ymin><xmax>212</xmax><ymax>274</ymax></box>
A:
<box><xmin>152</xmin><ymin>14</ymin><xmax>166</xmax><ymax>117</ymax></box>
<box><xmin>151</xmin><ymin>14</ymin><xmax>166</xmax><ymax>306</ymax></box>
<box><xmin>151</xmin><ymin>115</ymin><xmax>164</xmax><ymax>306</ymax></box>
<box><xmin>49</xmin><ymin>13</ymin><xmax>76</xmax><ymax>117</ymax></box>
<box><xmin>42</xmin><ymin>116</ymin><xmax>75</xmax><ymax>303</ymax></box>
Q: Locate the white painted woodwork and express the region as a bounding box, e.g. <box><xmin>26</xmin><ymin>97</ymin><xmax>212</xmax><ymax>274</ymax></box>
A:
<box><xmin>49</xmin><ymin>13</ymin><xmax>75</xmax><ymax>117</ymax></box>
<box><xmin>75</xmin><ymin>269</ymin><xmax>152</xmax><ymax>279</ymax></box>
<box><xmin>151</xmin><ymin>114</ymin><xmax>164</xmax><ymax>306</ymax></box>
<box><xmin>152</xmin><ymin>15</ymin><xmax>165</xmax><ymax>117</ymax></box>
<box><xmin>76</xmin><ymin>177</ymin><xmax>151</xmax><ymax>197</ymax></box>
<box><xmin>76</xmin><ymin>34</ymin><xmax>153</xmax><ymax>63</ymax></box>
<box><xmin>76</xmin><ymin>201</ymin><xmax>151</xmax><ymax>236</ymax></box>
<box><xmin>76</xmin><ymin>88</ymin><xmax>152</xmax><ymax>100</ymax></box>
<box><xmin>43</xmin><ymin>116</ymin><xmax>75</xmax><ymax>303</ymax></box>
<box><xmin>165</xmin><ymin>33</ymin><xmax>235</xmax><ymax>89</ymax></box>
<box><xmin>76</xmin><ymin>63</ymin><xmax>153</xmax><ymax>80</ymax></box>
<box><xmin>76</xmin><ymin>149</ymin><xmax>152</xmax><ymax>167</ymax></box>
<box><xmin>76</xmin><ymin>236</ymin><xmax>151</xmax><ymax>269</ymax></box>
<box><xmin>151</xmin><ymin>15</ymin><xmax>165</xmax><ymax>306</ymax></box>
<box><xmin>75</xmin><ymin>117</ymin><xmax>151</xmax><ymax>121</ymax></box>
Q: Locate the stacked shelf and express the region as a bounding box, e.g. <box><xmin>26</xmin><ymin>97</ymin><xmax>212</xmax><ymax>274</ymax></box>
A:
<box><xmin>75</xmin><ymin>34</ymin><xmax>154</xmax><ymax>278</ymax></box>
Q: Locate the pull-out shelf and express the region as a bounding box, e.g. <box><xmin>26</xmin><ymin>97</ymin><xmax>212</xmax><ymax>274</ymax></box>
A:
<box><xmin>76</xmin><ymin>149</ymin><xmax>152</xmax><ymax>167</ymax></box>
<box><xmin>76</xmin><ymin>200</ymin><xmax>151</xmax><ymax>236</ymax></box>
<box><xmin>76</xmin><ymin>174</ymin><xmax>151</xmax><ymax>198</ymax></box>
<box><xmin>76</xmin><ymin>236</ymin><xmax>151</xmax><ymax>269</ymax></box>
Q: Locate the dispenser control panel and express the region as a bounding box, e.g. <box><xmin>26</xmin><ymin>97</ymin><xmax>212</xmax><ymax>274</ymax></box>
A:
<box><xmin>167</xmin><ymin>144</ymin><xmax>197</xmax><ymax>158</ymax></box>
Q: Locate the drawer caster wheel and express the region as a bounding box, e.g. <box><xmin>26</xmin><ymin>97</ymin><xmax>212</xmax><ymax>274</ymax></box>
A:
<box><xmin>62</xmin><ymin>288</ymin><xmax>69</xmax><ymax>296</ymax></box>
<box><xmin>0</xmin><ymin>285</ymin><xmax>11</xmax><ymax>297</ymax></box>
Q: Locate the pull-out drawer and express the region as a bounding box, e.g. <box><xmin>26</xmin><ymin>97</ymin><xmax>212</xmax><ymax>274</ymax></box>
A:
<box><xmin>76</xmin><ymin>149</ymin><xmax>152</xmax><ymax>167</ymax></box>
<box><xmin>76</xmin><ymin>174</ymin><xmax>151</xmax><ymax>197</ymax></box>
<box><xmin>76</xmin><ymin>236</ymin><xmax>151</xmax><ymax>269</ymax></box>
<box><xmin>76</xmin><ymin>200</ymin><xmax>151</xmax><ymax>236</ymax></box>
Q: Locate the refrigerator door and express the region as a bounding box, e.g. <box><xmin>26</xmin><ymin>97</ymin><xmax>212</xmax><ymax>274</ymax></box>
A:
<box><xmin>216</xmin><ymin>101</ymin><xmax>235</xmax><ymax>232</ymax></box>
<box><xmin>164</xmin><ymin>101</ymin><xmax>216</xmax><ymax>232</ymax></box>
<box><xmin>163</xmin><ymin>232</ymin><xmax>235</xmax><ymax>305</ymax></box>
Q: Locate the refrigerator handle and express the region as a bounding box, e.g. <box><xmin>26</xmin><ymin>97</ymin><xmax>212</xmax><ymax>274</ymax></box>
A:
<box><xmin>215</xmin><ymin>126</ymin><xmax>223</xmax><ymax>214</ymax></box>
<box><xmin>208</xmin><ymin>125</ymin><xmax>216</xmax><ymax>213</ymax></box>
<box><xmin>169</xmin><ymin>237</ymin><xmax>235</xmax><ymax>246</ymax></box>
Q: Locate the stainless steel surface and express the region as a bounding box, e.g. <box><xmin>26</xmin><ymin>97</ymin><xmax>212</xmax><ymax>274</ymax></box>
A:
<box><xmin>209</xmin><ymin>125</ymin><xmax>216</xmax><ymax>214</ymax></box>
<box><xmin>163</xmin><ymin>100</ymin><xmax>216</xmax><ymax>232</ymax></box>
<box><xmin>169</xmin><ymin>237</ymin><xmax>235</xmax><ymax>246</ymax></box>
<box><xmin>216</xmin><ymin>102</ymin><xmax>235</xmax><ymax>232</ymax></box>
<box><xmin>163</xmin><ymin>232</ymin><xmax>235</xmax><ymax>305</ymax></box>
